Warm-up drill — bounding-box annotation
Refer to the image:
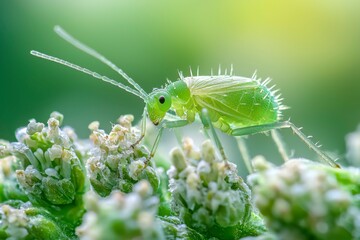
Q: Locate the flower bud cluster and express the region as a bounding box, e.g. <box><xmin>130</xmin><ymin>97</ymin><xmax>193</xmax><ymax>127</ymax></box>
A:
<box><xmin>0</xmin><ymin>141</ymin><xmax>28</xmax><ymax>202</ymax></box>
<box><xmin>168</xmin><ymin>138</ymin><xmax>264</xmax><ymax>239</ymax></box>
<box><xmin>0</xmin><ymin>202</ymin><xmax>71</xmax><ymax>239</ymax></box>
<box><xmin>248</xmin><ymin>157</ymin><xmax>360</xmax><ymax>240</ymax></box>
<box><xmin>76</xmin><ymin>180</ymin><xmax>164</xmax><ymax>240</ymax></box>
<box><xmin>86</xmin><ymin>115</ymin><xmax>159</xmax><ymax>197</ymax></box>
<box><xmin>10</xmin><ymin>112</ymin><xmax>87</xmax><ymax>221</ymax></box>
<box><xmin>0</xmin><ymin>152</ymin><xmax>28</xmax><ymax>202</ymax></box>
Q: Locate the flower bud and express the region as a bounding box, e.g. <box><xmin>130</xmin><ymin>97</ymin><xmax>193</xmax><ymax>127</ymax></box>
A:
<box><xmin>248</xmin><ymin>158</ymin><xmax>360</xmax><ymax>239</ymax></box>
<box><xmin>10</xmin><ymin>113</ymin><xmax>87</xmax><ymax>224</ymax></box>
<box><xmin>168</xmin><ymin>139</ymin><xmax>264</xmax><ymax>239</ymax></box>
<box><xmin>77</xmin><ymin>181</ymin><xmax>164</xmax><ymax>240</ymax></box>
<box><xmin>86</xmin><ymin>115</ymin><xmax>159</xmax><ymax>197</ymax></box>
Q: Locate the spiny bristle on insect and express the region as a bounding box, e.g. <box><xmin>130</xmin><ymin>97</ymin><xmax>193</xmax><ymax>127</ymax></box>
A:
<box><xmin>263</xmin><ymin>82</ymin><xmax>288</xmax><ymax>120</ymax></box>
<box><xmin>275</xmin><ymin>102</ymin><xmax>290</xmax><ymax>119</ymax></box>
<box><xmin>196</xmin><ymin>66</ymin><xmax>200</xmax><ymax>76</ymax></box>
<box><xmin>251</xmin><ymin>70</ymin><xmax>258</xmax><ymax>80</ymax></box>
<box><xmin>262</xmin><ymin>93</ymin><xmax>270</xmax><ymax>100</ymax></box>
<box><xmin>189</xmin><ymin>66</ymin><xmax>193</xmax><ymax>77</ymax></box>
<box><xmin>274</xmin><ymin>93</ymin><xmax>283</xmax><ymax>99</ymax></box>
<box><xmin>274</xmin><ymin>95</ymin><xmax>282</xmax><ymax>102</ymax></box>
<box><xmin>178</xmin><ymin>70</ymin><xmax>184</xmax><ymax>80</ymax></box>
<box><xmin>276</xmin><ymin>98</ymin><xmax>284</xmax><ymax>105</ymax></box>
<box><xmin>268</xmin><ymin>84</ymin><xmax>276</xmax><ymax>91</ymax></box>
<box><xmin>207</xmin><ymin>65</ymin><xmax>236</xmax><ymax>77</ymax></box>
<box><xmin>261</xmin><ymin>78</ymin><xmax>272</xmax><ymax>87</ymax></box>
<box><xmin>315</xmin><ymin>141</ymin><xmax>321</xmax><ymax>147</ymax></box>
<box><xmin>271</xmin><ymin>89</ymin><xmax>280</xmax><ymax>95</ymax></box>
<box><xmin>279</xmin><ymin>105</ymin><xmax>289</xmax><ymax>111</ymax></box>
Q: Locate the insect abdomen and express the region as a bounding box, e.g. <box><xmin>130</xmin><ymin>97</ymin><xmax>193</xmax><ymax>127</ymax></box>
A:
<box><xmin>193</xmin><ymin>84</ymin><xmax>280</xmax><ymax>131</ymax></box>
<box><xmin>236</xmin><ymin>85</ymin><xmax>279</xmax><ymax>124</ymax></box>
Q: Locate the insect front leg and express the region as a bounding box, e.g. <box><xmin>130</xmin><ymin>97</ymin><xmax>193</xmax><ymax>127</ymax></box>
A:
<box><xmin>145</xmin><ymin>119</ymin><xmax>189</xmax><ymax>165</ymax></box>
<box><xmin>199</xmin><ymin>108</ymin><xmax>228</xmax><ymax>165</ymax></box>
<box><xmin>131</xmin><ymin>107</ymin><xmax>147</xmax><ymax>148</ymax></box>
<box><xmin>230</xmin><ymin>121</ymin><xmax>340</xmax><ymax>168</ymax></box>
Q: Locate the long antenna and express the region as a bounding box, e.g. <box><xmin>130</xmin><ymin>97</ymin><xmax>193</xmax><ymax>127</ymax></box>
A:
<box><xmin>30</xmin><ymin>50</ymin><xmax>146</xmax><ymax>101</ymax></box>
<box><xmin>54</xmin><ymin>25</ymin><xmax>148</xmax><ymax>99</ymax></box>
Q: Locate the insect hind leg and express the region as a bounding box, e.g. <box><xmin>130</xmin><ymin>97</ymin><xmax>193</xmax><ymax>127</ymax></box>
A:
<box><xmin>131</xmin><ymin>107</ymin><xmax>148</xmax><ymax>149</ymax></box>
<box><xmin>214</xmin><ymin>117</ymin><xmax>255</xmax><ymax>173</ymax></box>
<box><xmin>235</xmin><ymin>136</ymin><xmax>253</xmax><ymax>174</ymax></box>
<box><xmin>270</xmin><ymin>129</ymin><xmax>290</xmax><ymax>162</ymax></box>
<box><xmin>230</xmin><ymin>121</ymin><xmax>340</xmax><ymax>168</ymax></box>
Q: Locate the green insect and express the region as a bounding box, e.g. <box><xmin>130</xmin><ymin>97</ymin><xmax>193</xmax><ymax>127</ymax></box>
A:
<box><xmin>31</xmin><ymin>26</ymin><xmax>340</xmax><ymax>170</ymax></box>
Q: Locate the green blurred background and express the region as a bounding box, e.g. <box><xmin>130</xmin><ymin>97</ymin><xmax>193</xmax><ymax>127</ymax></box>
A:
<box><xmin>1</xmin><ymin>0</ymin><xmax>360</xmax><ymax>166</ymax></box>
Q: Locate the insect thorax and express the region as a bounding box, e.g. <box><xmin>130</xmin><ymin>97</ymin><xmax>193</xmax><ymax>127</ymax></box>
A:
<box><xmin>166</xmin><ymin>81</ymin><xmax>197</xmax><ymax>122</ymax></box>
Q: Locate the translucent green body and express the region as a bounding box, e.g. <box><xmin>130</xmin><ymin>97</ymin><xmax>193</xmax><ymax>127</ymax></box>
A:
<box><xmin>147</xmin><ymin>76</ymin><xmax>280</xmax><ymax>135</ymax></box>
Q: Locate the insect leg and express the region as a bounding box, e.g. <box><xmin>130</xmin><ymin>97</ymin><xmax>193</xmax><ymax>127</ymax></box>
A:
<box><xmin>271</xmin><ymin>129</ymin><xmax>290</xmax><ymax>162</ymax></box>
<box><xmin>236</xmin><ymin>137</ymin><xmax>253</xmax><ymax>173</ymax></box>
<box><xmin>146</xmin><ymin>119</ymin><xmax>189</xmax><ymax>164</ymax></box>
<box><xmin>200</xmin><ymin>109</ymin><xmax>228</xmax><ymax>164</ymax></box>
<box><xmin>131</xmin><ymin>107</ymin><xmax>147</xmax><ymax>148</ymax></box>
<box><xmin>230</xmin><ymin>121</ymin><xmax>340</xmax><ymax>168</ymax></box>
<box><xmin>282</xmin><ymin>121</ymin><xmax>339</xmax><ymax>168</ymax></box>
<box><xmin>163</xmin><ymin>112</ymin><xmax>187</xmax><ymax>146</ymax></box>
<box><xmin>174</xmin><ymin>129</ymin><xmax>183</xmax><ymax>147</ymax></box>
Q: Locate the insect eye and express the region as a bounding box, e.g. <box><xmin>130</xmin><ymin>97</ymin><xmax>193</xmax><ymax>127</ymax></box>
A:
<box><xmin>159</xmin><ymin>96</ymin><xmax>165</xmax><ymax>104</ymax></box>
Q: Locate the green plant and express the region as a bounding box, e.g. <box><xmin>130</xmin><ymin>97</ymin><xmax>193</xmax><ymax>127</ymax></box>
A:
<box><xmin>248</xmin><ymin>157</ymin><xmax>360</xmax><ymax>240</ymax></box>
<box><xmin>1</xmin><ymin>112</ymin><xmax>359</xmax><ymax>239</ymax></box>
